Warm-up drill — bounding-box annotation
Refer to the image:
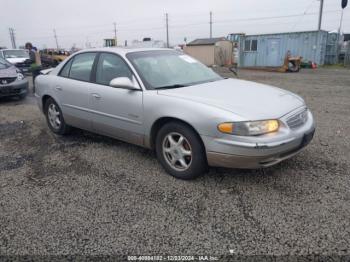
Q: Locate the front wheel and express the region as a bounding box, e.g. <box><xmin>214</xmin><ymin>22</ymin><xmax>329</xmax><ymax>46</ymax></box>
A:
<box><xmin>155</xmin><ymin>122</ymin><xmax>208</xmax><ymax>179</ymax></box>
<box><xmin>44</xmin><ymin>98</ymin><xmax>70</xmax><ymax>135</ymax></box>
<box><xmin>17</xmin><ymin>92</ymin><xmax>27</xmax><ymax>100</ymax></box>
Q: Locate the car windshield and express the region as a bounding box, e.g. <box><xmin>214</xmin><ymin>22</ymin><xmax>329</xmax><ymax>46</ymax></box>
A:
<box><xmin>0</xmin><ymin>57</ymin><xmax>12</xmax><ymax>69</ymax></box>
<box><xmin>126</xmin><ymin>50</ymin><xmax>222</xmax><ymax>90</ymax></box>
<box><xmin>3</xmin><ymin>50</ymin><xmax>29</xmax><ymax>59</ymax></box>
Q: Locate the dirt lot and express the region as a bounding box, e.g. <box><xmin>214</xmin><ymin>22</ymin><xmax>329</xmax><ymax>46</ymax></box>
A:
<box><xmin>0</xmin><ymin>68</ymin><xmax>350</xmax><ymax>258</ymax></box>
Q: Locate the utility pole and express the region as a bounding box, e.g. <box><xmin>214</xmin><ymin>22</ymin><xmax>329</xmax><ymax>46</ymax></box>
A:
<box><xmin>337</xmin><ymin>9</ymin><xmax>344</xmax><ymax>63</ymax></box>
<box><xmin>338</xmin><ymin>9</ymin><xmax>344</xmax><ymax>35</ymax></box>
<box><xmin>317</xmin><ymin>0</ymin><xmax>324</xmax><ymax>31</ymax></box>
<box><xmin>9</xmin><ymin>28</ymin><xmax>13</xmax><ymax>48</ymax></box>
<box><xmin>53</xmin><ymin>29</ymin><xmax>59</xmax><ymax>50</ymax></box>
<box><xmin>12</xmin><ymin>28</ymin><xmax>16</xmax><ymax>49</ymax></box>
<box><xmin>166</xmin><ymin>13</ymin><xmax>169</xmax><ymax>48</ymax></box>
<box><xmin>314</xmin><ymin>0</ymin><xmax>324</xmax><ymax>63</ymax></box>
<box><xmin>337</xmin><ymin>0</ymin><xmax>348</xmax><ymax>63</ymax></box>
<box><xmin>113</xmin><ymin>22</ymin><xmax>117</xmax><ymax>46</ymax></box>
<box><xmin>210</xmin><ymin>11</ymin><xmax>213</xmax><ymax>38</ymax></box>
<box><xmin>8</xmin><ymin>28</ymin><xmax>16</xmax><ymax>49</ymax></box>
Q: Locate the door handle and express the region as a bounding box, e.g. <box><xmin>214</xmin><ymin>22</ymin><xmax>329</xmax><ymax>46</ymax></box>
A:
<box><xmin>92</xmin><ymin>93</ymin><xmax>101</xmax><ymax>99</ymax></box>
<box><xmin>55</xmin><ymin>86</ymin><xmax>62</xmax><ymax>91</ymax></box>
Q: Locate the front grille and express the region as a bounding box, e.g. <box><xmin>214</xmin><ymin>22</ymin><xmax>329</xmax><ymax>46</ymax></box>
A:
<box><xmin>287</xmin><ymin>108</ymin><xmax>308</xmax><ymax>129</ymax></box>
<box><xmin>0</xmin><ymin>86</ymin><xmax>20</xmax><ymax>94</ymax></box>
<box><xmin>0</xmin><ymin>77</ymin><xmax>16</xmax><ymax>85</ymax></box>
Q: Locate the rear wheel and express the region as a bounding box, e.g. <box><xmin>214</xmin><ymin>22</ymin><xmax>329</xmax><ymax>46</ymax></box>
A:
<box><xmin>155</xmin><ymin>122</ymin><xmax>208</xmax><ymax>179</ymax></box>
<box><xmin>44</xmin><ymin>98</ymin><xmax>70</xmax><ymax>135</ymax></box>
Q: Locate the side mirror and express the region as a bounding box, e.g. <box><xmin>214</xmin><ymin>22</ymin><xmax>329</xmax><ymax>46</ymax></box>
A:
<box><xmin>109</xmin><ymin>77</ymin><xmax>139</xmax><ymax>90</ymax></box>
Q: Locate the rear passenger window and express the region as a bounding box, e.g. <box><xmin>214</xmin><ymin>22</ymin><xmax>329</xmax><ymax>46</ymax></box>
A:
<box><xmin>59</xmin><ymin>59</ymin><xmax>73</xmax><ymax>77</ymax></box>
<box><xmin>96</xmin><ymin>53</ymin><xmax>133</xmax><ymax>86</ymax></box>
<box><xmin>69</xmin><ymin>53</ymin><xmax>96</xmax><ymax>82</ymax></box>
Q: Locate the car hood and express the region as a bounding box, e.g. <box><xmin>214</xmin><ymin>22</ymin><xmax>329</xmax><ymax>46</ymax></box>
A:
<box><xmin>6</xmin><ymin>57</ymin><xmax>29</xmax><ymax>64</ymax></box>
<box><xmin>157</xmin><ymin>78</ymin><xmax>305</xmax><ymax>120</ymax></box>
<box><xmin>0</xmin><ymin>66</ymin><xmax>17</xmax><ymax>78</ymax></box>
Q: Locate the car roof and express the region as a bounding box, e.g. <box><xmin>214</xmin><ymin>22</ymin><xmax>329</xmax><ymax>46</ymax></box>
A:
<box><xmin>74</xmin><ymin>47</ymin><xmax>174</xmax><ymax>56</ymax></box>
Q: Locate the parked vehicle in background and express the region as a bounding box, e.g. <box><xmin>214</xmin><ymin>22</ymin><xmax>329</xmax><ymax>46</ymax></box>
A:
<box><xmin>0</xmin><ymin>49</ymin><xmax>31</xmax><ymax>73</ymax></box>
<box><xmin>35</xmin><ymin>48</ymin><xmax>315</xmax><ymax>179</ymax></box>
<box><xmin>40</xmin><ymin>49</ymin><xmax>70</xmax><ymax>67</ymax></box>
<box><xmin>0</xmin><ymin>57</ymin><xmax>29</xmax><ymax>99</ymax></box>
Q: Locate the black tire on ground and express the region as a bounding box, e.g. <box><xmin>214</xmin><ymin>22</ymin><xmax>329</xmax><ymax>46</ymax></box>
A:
<box><xmin>17</xmin><ymin>92</ymin><xmax>27</xmax><ymax>100</ymax></box>
<box><xmin>155</xmin><ymin>121</ymin><xmax>208</xmax><ymax>180</ymax></box>
<box><xmin>44</xmin><ymin>97</ymin><xmax>70</xmax><ymax>135</ymax></box>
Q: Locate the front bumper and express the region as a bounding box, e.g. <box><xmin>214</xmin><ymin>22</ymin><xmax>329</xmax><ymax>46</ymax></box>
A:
<box><xmin>0</xmin><ymin>79</ymin><xmax>29</xmax><ymax>98</ymax></box>
<box><xmin>35</xmin><ymin>93</ymin><xmax>43</xmax><ymax>113</ymax></box>
<box><xmin>203</xmin><ymin>108</ymin><xmax>316</xmax><ymax>169</ymax></box>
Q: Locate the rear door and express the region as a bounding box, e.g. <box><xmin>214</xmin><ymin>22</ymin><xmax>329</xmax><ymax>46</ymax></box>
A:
<box><xmin>55</xmin><ymin>52</ymin><xmax>97</xmax><ymax>130</ymax></box>
<box><xmin>89</xmin><ymin>52</ymin><xmax>144</xmax><ymax>145</ymax></box>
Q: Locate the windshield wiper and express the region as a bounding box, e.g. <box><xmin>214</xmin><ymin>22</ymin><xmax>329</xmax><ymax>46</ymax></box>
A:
<box><xmin>155</xmin><ymin>84</ymin><xmax>187</xmax><ymax>90</ymax></box>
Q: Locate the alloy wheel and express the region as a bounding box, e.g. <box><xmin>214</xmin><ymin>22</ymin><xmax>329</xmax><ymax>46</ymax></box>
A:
<box><xmin>47</xmin><ymin>103</ymin><xmax>61</xmax><ymax>130</ymax></box>
<box><xmin>162</xmin><ymin>132</ymin><xmax>192</xmax><ymax>171</ymax></box>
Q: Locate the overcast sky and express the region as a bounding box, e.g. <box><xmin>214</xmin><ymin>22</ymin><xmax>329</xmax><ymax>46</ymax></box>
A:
<box><xmin>1</xmin><ymin>0</ymin><xmax>349</xmax><ymax>49</ymax></box>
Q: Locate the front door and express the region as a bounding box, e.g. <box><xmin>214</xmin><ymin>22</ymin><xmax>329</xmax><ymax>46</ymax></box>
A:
<box><xmin>89</xmin><ymin>52</ymin><xmax>144</xmax><ymax>146</ymax></box>
<box><xmin>267</xmin><ymin>38</ymin><xmax>281</xmax><ymax>67</ymax></box>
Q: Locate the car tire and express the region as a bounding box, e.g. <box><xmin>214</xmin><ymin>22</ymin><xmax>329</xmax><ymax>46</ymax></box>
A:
<box><xmin>18</xmin><ymin>93</ymin><xmax>27</xmax><ymax>100</ymax></box>
<box><xmin>44</xmin><ymin>98</ymin><xmax>70</xmax><ymax>135</ymax></box>
<box><xmin>155</xmin><ymin>121</ymin><xmax>208</xmax><ymax>179</ymax></box>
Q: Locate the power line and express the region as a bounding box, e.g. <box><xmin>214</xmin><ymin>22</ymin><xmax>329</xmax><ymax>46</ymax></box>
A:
<box><xmin>166</xmin><ymin>9</ymin><xmax>340</xmax><ymax>29</ymax></box>
<box><xmin>214</xmin><ymin>10</ymin><xmax>340</xmax><ymax>24</ymax></box>
<box><xmin>16</xmin><ymin>9</ymin><xmax>342</xmax><ymax>39</ymax></box>
<box><xmin>16</xmin><ymin>29</ymin><xmax>114</xmax><ymax>40</ymax></box>
<box><xmin>11</xmin><ymin>9</ymin><xmax>344</xmax><ymax>48</ymax></box>
<box><xmin>290</xmin><ymin>0</ymin><xmax>316</xmax><ymax>31</ymax></box>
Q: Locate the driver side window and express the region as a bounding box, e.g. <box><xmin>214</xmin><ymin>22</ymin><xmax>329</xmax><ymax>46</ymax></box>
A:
<box><xmin>96</xmin><ymin>53</ymin><xmax>133</xmax><ymax>86</ymax></box>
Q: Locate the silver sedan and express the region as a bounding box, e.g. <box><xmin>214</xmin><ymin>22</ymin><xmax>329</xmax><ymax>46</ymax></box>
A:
<box><xmin>35</xmin><ymin>48</ymin><xmax>315</xmax><ymax>179</ymax></box>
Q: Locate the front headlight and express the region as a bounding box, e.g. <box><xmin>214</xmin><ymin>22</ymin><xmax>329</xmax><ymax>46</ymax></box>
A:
<box><xmin>218</xmin><ymin>120</ymin><xmax>279</xmax><ymax>136</ymax></box>
<box><xmin>16</xmin><ymin>72</ymin><xmax>24</xmax><ymax>81</ymax></box>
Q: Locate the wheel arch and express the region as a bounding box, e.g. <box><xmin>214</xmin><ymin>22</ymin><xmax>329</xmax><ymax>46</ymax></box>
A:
<box><xmin>42</xmin><ymin>94</ymin><xmax>53</xmax><ymax>109</ymax></box>
<box><xmin>148</xmin><ymin>117</ymin><xmax>206</xmax><ymax>152</ymax></box>
<box><xmin>41</xmin><ymin>95</ymin><xmax>53</xmax><ymax>108</ymax></box>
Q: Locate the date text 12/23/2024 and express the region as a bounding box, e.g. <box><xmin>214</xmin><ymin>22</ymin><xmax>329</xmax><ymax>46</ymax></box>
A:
<box><xmin>127</xmin><ymin>255</ymin><xmax>219</xmax><ymax>261</ymax></box>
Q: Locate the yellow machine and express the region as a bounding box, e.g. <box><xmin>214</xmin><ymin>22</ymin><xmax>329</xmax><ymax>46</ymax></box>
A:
<box><xmin>40</xmin><ymin>49</ymin><xmax>70</xmax><ymax>67</ymax></box>
<box><xmin>278</xmin><ymin>51</ymin><xmax>302</xmax><ymax>72</ymax></box>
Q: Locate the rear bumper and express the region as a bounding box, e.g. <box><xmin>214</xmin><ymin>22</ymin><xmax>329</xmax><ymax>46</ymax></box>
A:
<box><xmin>0</xmin><ymin>79</ymin><xmax>29</xmax><ymax>98</ymax></box>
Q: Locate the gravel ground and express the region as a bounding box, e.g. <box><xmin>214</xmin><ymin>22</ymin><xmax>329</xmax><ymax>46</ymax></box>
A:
<box><xmin>0</xmin><ymin>68</ymin><xmax>349</xmax><ymax>259</ymax></box>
